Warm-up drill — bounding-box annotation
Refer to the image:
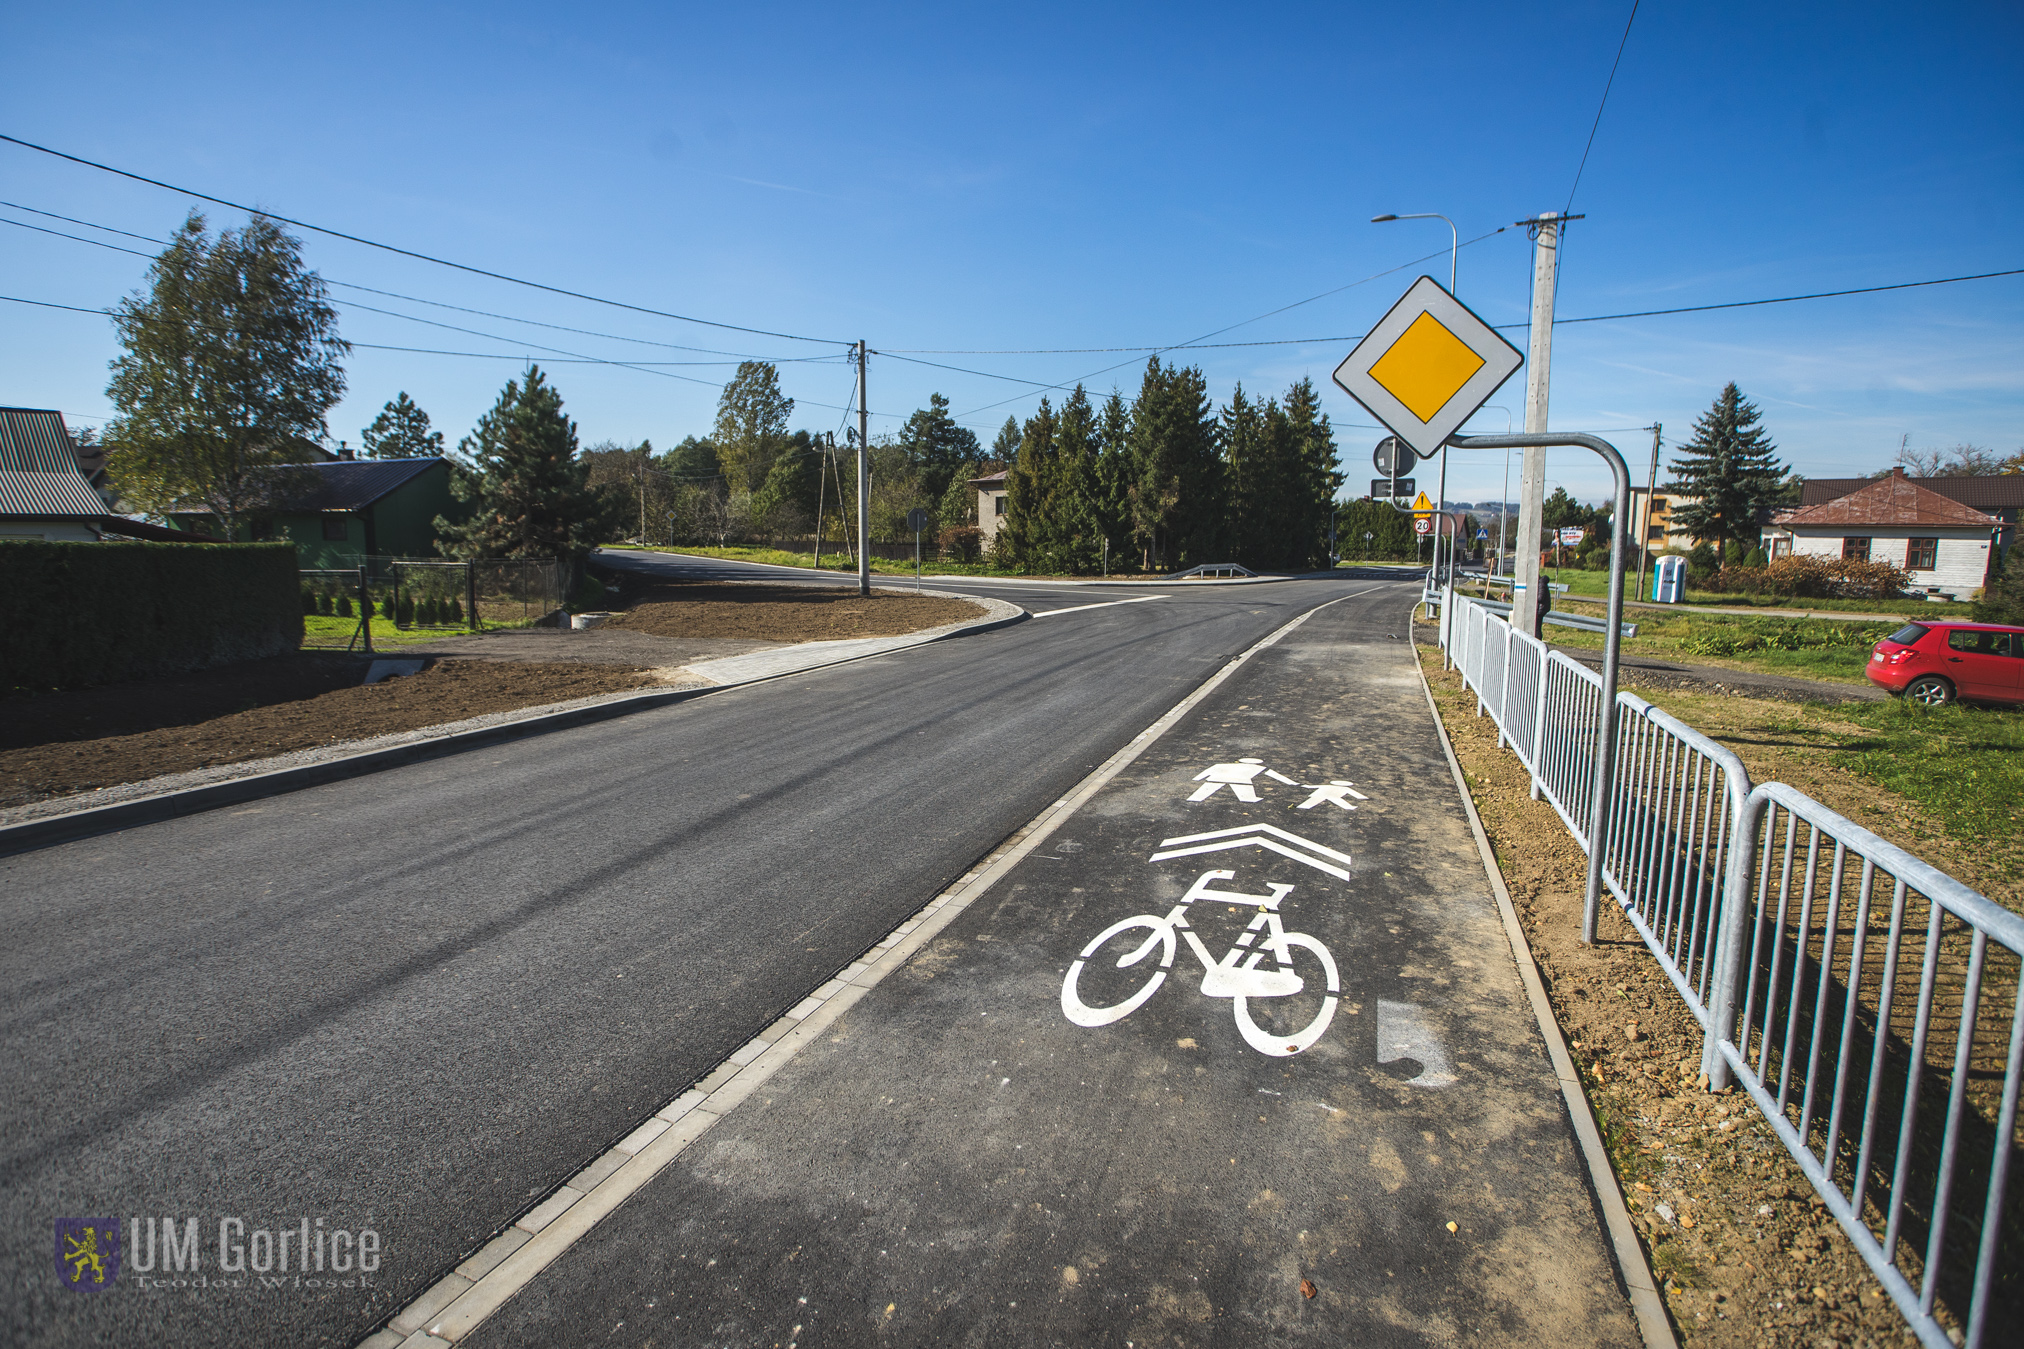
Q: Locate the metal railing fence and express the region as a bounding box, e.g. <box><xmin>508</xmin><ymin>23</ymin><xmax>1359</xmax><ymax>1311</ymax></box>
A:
<box><xmin>1437</xmin><ymin>586</ymin><xmax>2021</xmax><ymax>1348</ymax></box>
<box><xmin>1707</xmin><ymin>785</ymin><xmax>2023</xmax><ymax>1349</ymax></box>
<box><xmin>1444</xmin><ymin>589</ymin><xmax>1748</xmax><ymax>1029</ymax></box>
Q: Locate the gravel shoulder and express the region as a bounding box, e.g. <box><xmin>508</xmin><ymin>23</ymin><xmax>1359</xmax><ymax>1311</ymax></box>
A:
<box><xmin>1416</xmin><ymin>636</ymin><xmax>1932</xmax><ymax>1348</ymax></box>
<box><xmin>3</xmin><ymin>580</ymin><xmax>991</xmax><ymax>817</ymax></box>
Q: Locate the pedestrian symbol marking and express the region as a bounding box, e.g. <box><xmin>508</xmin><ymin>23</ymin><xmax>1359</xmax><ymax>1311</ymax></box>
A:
<box><xmin>1150</xmin><ymin>824</ymin><xmax>1352</xmax><ymax>881</ymax></box>
<box><xmin>1367</xmin><ymin>312</ymin><xmax>1485</xmax><ymax>422</ymax></box>
<box><xmin>1295</xmin><ymin>781</ymin><xmax>1368</xmax><ymax>812</ymax></box>
<box><xmin>1331</xmin><ymin>276</ymin><xmax>1524</xmax><ymax>460</ymax></box>
<box><xmin>1189</xmin><ymin>757</ymin><xmax>1298</xmax><ymax>803</ymax></box>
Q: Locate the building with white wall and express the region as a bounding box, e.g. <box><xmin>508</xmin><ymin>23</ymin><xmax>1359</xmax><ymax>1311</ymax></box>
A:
<box><xmin>1765</xmin><ymin>469</ymin><xmax>1999</xmax><ymax>600</ymax></box>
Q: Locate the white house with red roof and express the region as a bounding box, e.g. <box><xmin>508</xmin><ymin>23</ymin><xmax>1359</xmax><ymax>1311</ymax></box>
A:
<box><xmin>1765</xmin><ymin>468</ymin><xmax>2001</xmax><ymax>600</ymax></box>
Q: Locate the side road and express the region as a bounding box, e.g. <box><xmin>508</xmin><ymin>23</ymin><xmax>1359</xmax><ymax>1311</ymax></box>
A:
<box><xmin>381</xmin><ymin>593</ymin><xmax>1653</xmax><ymax>1347</ymax></box>
<box><xmin>0</xmin><ymin>590</ymin><xmax>1022</xmax><ymax>857</ymax></box>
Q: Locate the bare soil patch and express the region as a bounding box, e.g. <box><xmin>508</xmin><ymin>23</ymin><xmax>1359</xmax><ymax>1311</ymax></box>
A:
<box><xmin>607</xmin><ymin>580</ymin><xmax>984</xmax><ymax>642</ymax></box>
<box><xmin>1416</xmin><ymin>636</ymin><xmax>1930</xmax><ymax>1347</ymax></box>
<box><xmin>1</xmin><ymin>657</ymin><xmax>659</xmax><ymax>808</ymax></box>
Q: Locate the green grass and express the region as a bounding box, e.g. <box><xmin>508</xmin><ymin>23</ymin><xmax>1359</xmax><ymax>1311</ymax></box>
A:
<box><xmin>1817</xmin><ymin>699</ymin><xmax>2024</xmax><ymax>854</ymax></box>
<box><xmin>1528</xmin><ymin>602</ymin><xmax>1901</xmax><ymax>685</ymax></box>
<box><xmin>300</xmin><ymin>613</ymin><xmax>534</xmax><ymax>650</ymax></box>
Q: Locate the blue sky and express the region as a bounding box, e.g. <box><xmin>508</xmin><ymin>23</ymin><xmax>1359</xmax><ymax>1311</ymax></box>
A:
<box><xmin>2</xmin><ymin>0</ymin><xmax>2019</xmax><ymax>505</ymax></box>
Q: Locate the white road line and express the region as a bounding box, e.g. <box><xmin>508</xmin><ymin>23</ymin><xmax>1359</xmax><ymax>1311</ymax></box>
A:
<box><xmin>1031</xmin><ymin>595</ymin><xmax>1172</xmax><ymax>617</ymax></box>
<box><xmin>358</xmin><ymin>584</ymin><xmax>1381</xmax><ymax>1349</ymax></box>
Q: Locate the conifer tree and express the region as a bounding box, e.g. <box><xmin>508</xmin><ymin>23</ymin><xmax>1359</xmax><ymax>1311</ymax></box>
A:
<box><xmin>896</xmin><ymin>393</ymin><xmax>981</xmax><ymax>506</ymax></box>
<box><xmin>1283</xmin><ymin>377</ymin><xmax>1343</xmax><ymax>568</ymax></box>
<box><xmin>1000</xmin><ymin>399</ymin><xmax>1057</xmax><ymax>566</ymax></box>
<box><xmin>1091</xmin><ymin>391</ymin><xmax>1135</xmax><ymax>556</ymax></box>
<box><xmin>1050</xmin><ymin>386</ymin><xmax>1103</xmax><ymax>572</ymax></box>
<box><xmin>1664</xmin><ymin>384</ymin><xmax>1788</xmax><ymax>561</ymax></box>
<box><xmin>1129</xmin><ymin>357</ymin><xmax>1222</xmax><ymax>569</ymax></box>
<box><xmin>360</xmin><ymin>392</ymin><xmax>444</xmax><ymax>459</ymax></box>
<box><xmin>435</xmin><ymin>367</ymin><xmax>615</xmax><ymax>562</ymax></box>
<box><xmin>989</xmin><ymin>416</ymin><xmax>1021</xmax><ymax>470</ymax></box>
<box><xmin>1220</xmin><ymin>384</ymin><xmax>1273</xmax><ymax>565</ymax></box>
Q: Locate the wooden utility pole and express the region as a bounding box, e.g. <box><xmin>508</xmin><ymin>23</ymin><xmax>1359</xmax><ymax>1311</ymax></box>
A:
<box><xmin>856</xmin><ymin>341</ymin><xmax>871</xmax><ymax>597</ymax></box>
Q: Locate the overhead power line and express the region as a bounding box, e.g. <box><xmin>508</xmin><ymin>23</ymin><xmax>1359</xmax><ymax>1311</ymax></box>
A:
<box><xmin>1566</xmin><ymin>0</ymin><xmax>1640</xmax><ymax>215</ymax></box>
<box><xmin>0</xmin><ymin>132</ymin><xmax>851</xmax><ymax>346</ymax></box>
<box><xmin>0</xmin><ymin>201</ymin><xmax>829</xmax><ymax>362</ymax></box>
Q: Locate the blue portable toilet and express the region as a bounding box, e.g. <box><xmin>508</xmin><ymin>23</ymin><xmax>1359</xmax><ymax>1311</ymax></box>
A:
<box><xmin>1652</xmin><ymin>555</ymin><xmax>1687</xmax><ymax>603</ymax></box>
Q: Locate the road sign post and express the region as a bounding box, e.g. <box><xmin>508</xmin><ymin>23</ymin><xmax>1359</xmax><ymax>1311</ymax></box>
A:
<box><xmin>1334</xmin><ymin>278</ymin><xmax>1522</xmax><ymax>591</ymax></box>
<box><xmin>1329</xmin><ymin>277</ymin><xmax>1631</xmax><ymax>948</ymax></box>
<box><xmin>906</xmin><ymin>507</ymin><xmax>932</xmax><ymax>591</ymax></box>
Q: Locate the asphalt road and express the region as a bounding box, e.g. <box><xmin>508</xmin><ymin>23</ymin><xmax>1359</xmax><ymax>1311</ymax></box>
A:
<box><xmin>464</xmin><ymin>592</ymin><xmax>1638</xmax><ymax>1348</ymax></box>
<box><xmin>2</xmin><ymin>567</ymin><xmax>1406</xmax><ymax>1346</ymax></box>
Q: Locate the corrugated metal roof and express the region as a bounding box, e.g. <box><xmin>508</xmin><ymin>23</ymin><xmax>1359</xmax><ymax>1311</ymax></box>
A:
<box><xmin>1782</xmin><ymin>473</ymin><xmax>2001</xmax><ymax>529</ymax></box>
<box><xmin>0</xmin><ymin>407</ymin><xmax>85</xmax><ymax>474</ymax></box>
<box><xmin>0</xmin><ymin>408</ymin><xmax>107</xmax><ymax>518</ymax></box>
<box><xmin>1801</xmin><ymin>473</ymin><xmax>2024</xmax><ymax>509</ymax></box>
<box><xmin>265</xmin><ymin>457</ymin><xmax>444</xmax><ymax>511</ymax></box>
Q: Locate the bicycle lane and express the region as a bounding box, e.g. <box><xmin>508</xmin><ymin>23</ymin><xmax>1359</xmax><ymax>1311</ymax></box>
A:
<box><xmin>459</xmin><ymin>596</ymin><xmax>1642</xmax><ymax>1347</ymax></box>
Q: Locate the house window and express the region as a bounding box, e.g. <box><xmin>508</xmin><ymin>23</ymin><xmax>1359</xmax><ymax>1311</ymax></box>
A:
<box><xmin>1646</xmin><ymin>524</ymin><xmax>1665</xmax><ymax>541</ymax></box>
<box><xmin>1842</xmin><ymin>537</ymin><xmax>1871</xmax><ymax>561</ymax></box>
<box><xmin>322</xmin><ymin>513</ymin><xmax>350</xmax><ymax>541</ymax></box>
<box><xmin>1905</xmin><ymin>537</ymin><xmax>1937</xmax><ymax>570</ymax></box>
<box><xmin>994</xmin><ymin>495</ymin><xmax>1006</xmax><ymax>517</ymax></box>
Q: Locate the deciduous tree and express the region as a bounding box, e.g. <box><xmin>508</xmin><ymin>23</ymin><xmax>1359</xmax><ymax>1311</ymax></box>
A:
<box><xmin>104</xmin><ymin>211</ymin><xmax>348</xmax><ymax>540</ymax></box>
<box><xmin>712</xmin><ymin>362</ymin><xmax>794</xmax><ymax>492</ymax></box>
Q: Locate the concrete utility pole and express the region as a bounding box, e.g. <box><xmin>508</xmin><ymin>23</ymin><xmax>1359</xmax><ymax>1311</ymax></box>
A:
<box><xmin>1635</xmin><ymin>422</ymin><xmax>1661</xmax><ymax>604</ymax></box>
<box><xmin>1512</xmin><ymin>211</ymin><xmax>1580</xmax><ymax>637</ymax></box>
<box><xmin>856</xmin><ymin>340</ymin><xmax>871</xmax><ymax>597</ymax></box>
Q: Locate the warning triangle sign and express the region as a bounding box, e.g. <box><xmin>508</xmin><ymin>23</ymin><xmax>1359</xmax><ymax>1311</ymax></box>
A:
<box><xmin>1411</xmin><ymin>491</ymin><xmax>1434</xmax><ymax>516</ymax></box>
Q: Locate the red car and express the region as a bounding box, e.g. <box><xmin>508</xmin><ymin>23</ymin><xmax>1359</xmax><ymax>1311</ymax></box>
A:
<box><xmin>1866</xmin><ymin>621</ymin><xmax>2024</xmax><ymax>706</ymax></box>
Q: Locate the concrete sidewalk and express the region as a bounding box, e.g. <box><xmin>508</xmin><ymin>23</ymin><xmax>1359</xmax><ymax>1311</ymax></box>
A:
<box><xmin>396</xmin><ymin>594</ymin><xmax>1646</xmax><ymax>1347</ymax></box>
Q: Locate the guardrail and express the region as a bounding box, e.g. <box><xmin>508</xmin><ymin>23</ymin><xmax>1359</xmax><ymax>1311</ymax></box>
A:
<box><xmin>1439</xmin><ymin>587</ymin><xmax>2019</xmax><ymax>1348</ymax></box>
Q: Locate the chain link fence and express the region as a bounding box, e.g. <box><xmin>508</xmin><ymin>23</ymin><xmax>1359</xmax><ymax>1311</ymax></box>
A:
<box><xmin>298</xmin><ymin>557</ymin><xmax>565</xmax><ymax>650</ymax></box>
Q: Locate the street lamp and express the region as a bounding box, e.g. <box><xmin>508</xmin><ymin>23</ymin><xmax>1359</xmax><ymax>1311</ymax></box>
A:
<box><xmin>1373</xmin><ymin>211</ymin><xmax>1462</xmax><ymax>586</ymax></box>
<box><xmin>1371</xmin><ymin>212</ymin><xmax>1458</xmax><ymax>294</ymax></box>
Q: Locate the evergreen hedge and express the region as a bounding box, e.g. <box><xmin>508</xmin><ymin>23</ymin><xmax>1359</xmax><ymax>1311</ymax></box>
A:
<box><xmin>0</xmin><ymin>541</ymin><xmax>303</xmax><ymax>691</ymax></box>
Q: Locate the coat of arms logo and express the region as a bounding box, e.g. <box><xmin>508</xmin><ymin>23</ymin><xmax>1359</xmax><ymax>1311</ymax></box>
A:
<box><xmin>55</xmin><ymin>1217</ymin><xmax>121</xmax><ymax>1290</ymax></box>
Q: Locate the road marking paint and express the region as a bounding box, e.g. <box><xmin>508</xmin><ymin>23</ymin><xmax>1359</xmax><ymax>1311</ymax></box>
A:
<box><xmin>361</xmin><ymin>585</ymin><xmax>1384</xmax><ymax>1347</ymax></box>
<box><xmin>1031</xmin><ymin>595</ymin><xmax>1172</xmax><ymax>617</ymax></box>
<box><xmin>1149</xmin><ymin>823</ymin><xmax>1353</xmax><ymax>881</ymax></box>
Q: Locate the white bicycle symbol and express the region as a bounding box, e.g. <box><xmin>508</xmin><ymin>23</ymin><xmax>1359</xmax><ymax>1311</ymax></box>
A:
<box><xmin>1060</xmin><ymin>869</ymin><xmax>1341</xmax><ymax>1057</ymax></box>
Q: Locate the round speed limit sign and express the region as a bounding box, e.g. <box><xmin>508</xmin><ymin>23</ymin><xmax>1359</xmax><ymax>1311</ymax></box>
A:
<box><xmin>1414</xmin><ymin>517</ymin><xmax>1433</xmax><ymax>535</ymax></box>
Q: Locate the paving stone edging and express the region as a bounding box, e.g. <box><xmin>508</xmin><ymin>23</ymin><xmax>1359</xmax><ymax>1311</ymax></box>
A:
<box><xmin>0</xmin><ymin>594</ymin><xmax>1023</xmax><ymax>859</ymax></box>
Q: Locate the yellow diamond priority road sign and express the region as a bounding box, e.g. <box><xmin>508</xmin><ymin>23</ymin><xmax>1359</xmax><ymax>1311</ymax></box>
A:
<box><xmin>1332</xmin><ymin>276</ymin><xmax>1523</xmax><ymax>460</ymax></box>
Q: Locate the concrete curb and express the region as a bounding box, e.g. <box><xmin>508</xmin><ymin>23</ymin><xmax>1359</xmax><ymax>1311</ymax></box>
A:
<box><xmin>0</xmin><ymin>598</ymin><xmax>1026</xmax><ymax>860</ymax></box>
<box><xmin>1409</xmin><ymin>620</ymin><xmax>1679</xmax><ymax>1349</ymax></box>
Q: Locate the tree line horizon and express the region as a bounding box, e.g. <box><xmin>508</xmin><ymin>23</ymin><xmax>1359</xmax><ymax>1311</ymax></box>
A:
<box><xmin>90</xmin><ymin>211</ymin><xmax>2019</xmax><ymax>576</ymax></box>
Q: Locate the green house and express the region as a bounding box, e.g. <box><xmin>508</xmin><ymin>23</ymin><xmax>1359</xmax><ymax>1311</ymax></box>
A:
<box><xmin>169</xmin><ymin>457</ymin><xmax>467</xmax><ymax>567</ymax></box>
